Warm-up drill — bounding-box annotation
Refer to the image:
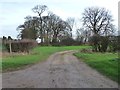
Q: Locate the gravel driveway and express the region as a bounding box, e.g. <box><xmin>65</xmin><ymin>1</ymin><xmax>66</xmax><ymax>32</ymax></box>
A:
<box><xmin>2</xmin><ymin>50</ymin><xmax>118</xmax><ymax>88</ymax></box>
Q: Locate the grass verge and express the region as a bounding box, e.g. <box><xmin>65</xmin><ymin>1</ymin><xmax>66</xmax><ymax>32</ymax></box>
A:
<box><xmin>2</xmin><ymin>45</ymin><xmax>89</xmax><ymax>72</ymax></box>
<box><xmin>74</xmin><ymin>52</ymin><xmax>119</xmax><ymax>83</ymax></box>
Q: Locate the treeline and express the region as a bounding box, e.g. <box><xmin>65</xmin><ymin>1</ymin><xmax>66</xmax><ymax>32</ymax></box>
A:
<box><xmin>17</xmin><ymin>5</ymin><xmax>119</xmax><ymax>52</ymax></box>
<box><xmin>2</xmin><ymin>5</ymin><xmax>119</xmax><ymax>53</ymax></box>
<box><xmin>17</xmin><ymin>5</ymin><xmax>76</xmax><ymax>46</ymax></box>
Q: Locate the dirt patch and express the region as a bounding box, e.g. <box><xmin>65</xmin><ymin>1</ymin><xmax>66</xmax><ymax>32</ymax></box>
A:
<box><xmin>2</xmin><ymin>50</ymin><xmax>118</xmax><ymax>88</ymax></box>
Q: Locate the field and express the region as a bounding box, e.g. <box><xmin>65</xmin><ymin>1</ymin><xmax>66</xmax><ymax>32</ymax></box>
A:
<box><xmin>2</xmin><ymin>45</ymin><xmax>119</xmax><ymax>84</ymax></box>
<box><xmin>74</xmin><ymin>52</ymin><xmax>119</xmax><ymax>83</ymax></box>
<box><xmin>2</xmin><ymin>45</ymin><xmax>89</xmax><ymax>72</ymax></box>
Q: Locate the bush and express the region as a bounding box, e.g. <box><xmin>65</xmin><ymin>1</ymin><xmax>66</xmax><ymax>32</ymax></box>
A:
<box><xmin>4</xmin><ymin>39</ymin><xmax>38</xmax><ymax>53</ymax></box>
<box><xmin>108</xmin><ymin>36</ymin><xmax>119</xmax><ymax>52</ymax></box>
<box><xmin>89</xmin><ymin>35</ymin><xmax>119</xmax><ymax>52</ymax></box>
<box><xmin>60</xmin><ymin>37</ymin><xmax>78</xmax><ymax>46</ymax></box>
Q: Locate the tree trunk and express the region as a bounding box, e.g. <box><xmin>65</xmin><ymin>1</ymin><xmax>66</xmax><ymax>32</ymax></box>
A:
<box><xmin>41</xmin><ymin>34</ymin><xmax>44</xmax><ymax>44</ymax></box>
<box><xmin>46</xmin><ymin>31</ymin><xmax>49</xmax><ymax>45</ymax></box>
<box><xmin>52</xmin><ymin>34</ymin><xmax>57</xmax><ymax>43</ymax></box>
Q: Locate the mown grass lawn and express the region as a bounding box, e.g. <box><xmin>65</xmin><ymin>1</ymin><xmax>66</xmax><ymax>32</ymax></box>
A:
<box><xmin>2</xmin><ymin>45</ymin><xmax>89</xmax><ymax>72</ymax></box>
<box><xmin>74</xmin><ymin>52</ymin><xmax>119</xmax><ymax>83</ymax></box>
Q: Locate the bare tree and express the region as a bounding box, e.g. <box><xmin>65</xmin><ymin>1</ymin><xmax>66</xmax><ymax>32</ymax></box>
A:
<box><xmin>42</xmin><ymin>15</ymin><xmax>52</xmax><ymax>45</ymax></box>
<box><xmin>45</xmin><ymin>12</ymin><xmax>72</xmax><ymax>43</ymax></box>
<box><xmin>32</xmin><ymin>5</ymin><xmax>48</xmax><ymax>43</ymax></box>
<box><xmin>66</xmin><ymin>17</ymin><xmax>75</xmax><ymax>37</ymax></box>
<box><xmin>76</xmin><ymin>28</ymin><xmax>91</xmax><ymax>44</ymax></box>
<box><xmin>76</xmin><ymin>28</ymin><xmax>84</xmax><ymax>43</ymax></box>
<box><xmin>47</xmin><ymin>12</ymin><xmax>60</xmax><ymax>43</ymax></box>
<box><xmin>82</xmin><ymin>7</ymin><xmax>115</xmax><ymax>51</ymax></box>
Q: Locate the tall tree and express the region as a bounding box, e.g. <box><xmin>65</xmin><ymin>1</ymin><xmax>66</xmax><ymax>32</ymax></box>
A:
<box><xmin>48</xmin><ymin>12</ymin><xmax>72</xmax><ymax>43</ymax></box>
<box><xmin>76</xmin><ymin>28</ymin><xmax>91</xmax><ymax>44</ymax></box>
<box><xmin>66</xmin><ymin>17</ymin><xmax>75</xmax><ymax>37</ymax></box>
<box><xmin>42</xmin><ymin>15</ymin><xmax>52</xmax><ymax>44</ymax></box>
<box><xmin>82</xmin><ymin>7</ymin><xmax>115</xmax><ymax>51</ymax></box>
<box><xmin>32</xmin><ymin>5</ymin><xmax>48</xmax><ymax>43</ymax></box>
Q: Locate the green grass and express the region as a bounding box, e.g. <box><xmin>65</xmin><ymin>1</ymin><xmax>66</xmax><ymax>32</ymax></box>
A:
<box><xmin>74</xmin><ymin>52</ymin><xmax>119</xmax><ymax>83</ymax></box>
<box><xmin>2</xmin><ymin>45</ymin><xmax>89</xmax><ymax>72</ymax></box>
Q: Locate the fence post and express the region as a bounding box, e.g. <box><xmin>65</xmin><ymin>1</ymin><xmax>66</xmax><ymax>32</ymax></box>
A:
<box><xmin>9</xmin><ymin>40</ymin><xmax>12</xmax><ymax>53</ymax></box>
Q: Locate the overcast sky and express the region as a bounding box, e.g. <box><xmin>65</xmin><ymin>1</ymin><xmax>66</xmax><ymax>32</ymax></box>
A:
<box><xmin>0</xmin><ymin>0</ymin><xmax>119</xmax><ymax>39</ymax></box>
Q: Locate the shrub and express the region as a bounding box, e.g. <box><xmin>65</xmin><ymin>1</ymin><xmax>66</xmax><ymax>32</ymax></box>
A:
<box><xmin>4</xmin><ymin>39</ymin><xmax>37</xmax><ymax>53</ymax></box>
<box><xmin>60</xmin><ymin>37</ymin><xmax>78</xmax><ymax>46</ymax></box>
